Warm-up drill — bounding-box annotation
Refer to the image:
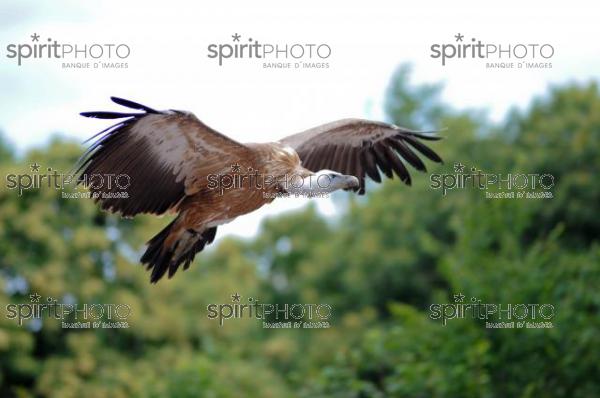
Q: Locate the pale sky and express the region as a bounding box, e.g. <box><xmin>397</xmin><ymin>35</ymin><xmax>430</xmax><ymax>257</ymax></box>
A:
<box><xmin>1</xmin><ymin>0</ymin><xmax>599</xmax><ymax>238</ymax></box>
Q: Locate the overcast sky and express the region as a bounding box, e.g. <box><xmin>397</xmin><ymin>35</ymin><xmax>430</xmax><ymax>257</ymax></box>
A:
<box><xmin>1</xmin><ymin>0</ymin><xmax>598</xmax><ymax>237</ymax></box>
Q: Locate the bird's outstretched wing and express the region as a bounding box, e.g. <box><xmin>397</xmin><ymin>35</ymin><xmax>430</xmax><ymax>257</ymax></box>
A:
<box><xmin>77</xmin><ymin>97</ymin><xmax>252</xmax><ymax>217</ymax></box>
<box><xmin>279</xmin><ymin>118</ymin><xmax>443</xmax><ymax>194</ymax></box>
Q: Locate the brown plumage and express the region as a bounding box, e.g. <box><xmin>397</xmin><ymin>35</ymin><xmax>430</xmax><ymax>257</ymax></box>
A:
<box><xmin>78</xmin><ymin>97</ymin><xmax>443</xmax><ymax>283</ymax></box>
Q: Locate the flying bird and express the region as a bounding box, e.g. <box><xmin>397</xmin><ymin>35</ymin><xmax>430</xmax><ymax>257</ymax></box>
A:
<box><xmin>77</xmin><ymin>97</ymin><xmax>443</xmax><ymax>283</ymax></box>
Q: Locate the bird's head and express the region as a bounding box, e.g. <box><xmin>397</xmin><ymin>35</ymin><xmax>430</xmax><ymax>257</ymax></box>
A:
<box><xmin>285</xmin><ymin>169</ymin><xmax>359</xmax><ymax>195</ymax></box>
<box><xmin>316</xmin><ymin>170</ymin><xmax>360</xmax><ymax>192</ymax></box>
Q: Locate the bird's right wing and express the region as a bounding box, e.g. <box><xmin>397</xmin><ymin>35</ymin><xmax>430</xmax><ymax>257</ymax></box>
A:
<box><xmin>76</xmin><ymin>97</ymin><xmax>253</xmax><ymax>217</ymax></box>
<box><xmin>280</xmin><ymin>118</ymin><xmax>443</xmax><ymax>194</ymax></box>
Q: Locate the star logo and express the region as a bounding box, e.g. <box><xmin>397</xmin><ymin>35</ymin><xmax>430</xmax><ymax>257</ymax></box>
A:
<box><xmin>453</xmin><ymin>162</ymin><xmax>465</xmax><ymax>173</ymax></box>
<box><xmin>30</xmin><ymin>162</ymin><xmax>40</xmax><ymax>172</ymax></box>
<box><xmin>31</xmin><ymin>33</ymin><xmax>40</xmax><ymax>42</ymax></box>
<box><xmin>453</xmin><ymin>293</ymin><xmax>465</xmax><ymax>303</ymax></box>
<box><xmin>454</xmin><ymin>33</ymin><xmax>464</xmax><ymax>42</ymax></box>
<box><xmin>231</xmin><ymin>292</ymin><xmax>241</xmax><ymax>302</ymax></box>
<box><xmin>30</xmin><ymin>293</ymin><xmax>41</xmax><ymax>303</ymax></box>
<box><xmin>231</xmin><ymin>163</ymin><xmax>242</xmax><ymax>173</ymax></box>
<box><xmin>232</xmin><ymin>33</ymin><xmax>241</xmax><ymax>42</ymax></box>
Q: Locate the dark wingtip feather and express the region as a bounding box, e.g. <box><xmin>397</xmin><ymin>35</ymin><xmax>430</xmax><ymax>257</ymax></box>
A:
<box><xmin>111</xmin><ymin>97</ymin><xmax>159</xmax><ymax>114</ymax></box>
<box><xmin>80</xmin><ymin>111</ymin><xmax>141</xmax><ymax>119</ymax></box>
<box><xmin>402</xmin><ymin>136</ymin><xmax>444</xmax><ymax>164</ymax></box>
<box><xmin>395</xmin><ymin>126</ymin><xmax>446</xmax><ymax>139</ymax></box>
<box><xmin>413</xmin><ymin>134</ymin><xmax>443</xmax><ymax>141</ymax></box>
<box><xmin>81</xmin><ymin>121</ymin><xmax>126</xmax><ymax>144</ymax></box>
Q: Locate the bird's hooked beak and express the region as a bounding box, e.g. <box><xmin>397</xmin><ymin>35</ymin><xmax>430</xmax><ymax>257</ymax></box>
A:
<box><xmin>343</xmin><ymin>175</ymin><xmax>360</xmax><ymax>189</ymax></box>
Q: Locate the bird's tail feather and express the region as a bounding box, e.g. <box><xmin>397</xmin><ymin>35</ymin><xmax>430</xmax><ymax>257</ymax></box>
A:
<box><xmin>140</xmin><ymin>219</ymin><xmax>217</xmax><ymax>283</ymax></box>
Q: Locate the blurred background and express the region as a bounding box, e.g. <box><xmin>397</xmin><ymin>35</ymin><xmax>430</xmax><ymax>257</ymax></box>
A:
<box><xmin>1</xmin><ymin>1</ymin><xmax>600</xmax><ymax>397</ymax></box>
<box><xmin>1</xmin><ymin>66</ymin><xmax>599</xmax><ymax>397</ymax></box>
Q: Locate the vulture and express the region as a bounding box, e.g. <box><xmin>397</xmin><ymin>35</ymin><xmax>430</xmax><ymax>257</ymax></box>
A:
<box><xmin>77</xmin><ymin>97</ymin><xmax>443</xmax><ymax>283</ymax></box>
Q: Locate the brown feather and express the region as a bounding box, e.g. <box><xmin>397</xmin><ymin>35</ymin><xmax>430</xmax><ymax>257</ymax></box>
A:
<box><xmin>372</xmin><ymin>144</ymin><xmax>393</xmax><ymax>179</ymax></box>
<box><xmin>387</xmin><ymin>138</ymin><xmax>426</xmax><ymax>172</ymax></box>
<box><xmin>361</xmin><ymin>147</ymin><xmax>381</xmax><ymax>183</ymax></box>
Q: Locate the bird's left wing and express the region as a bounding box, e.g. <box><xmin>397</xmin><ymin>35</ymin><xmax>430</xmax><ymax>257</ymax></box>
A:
<box><xmin>279</xmin><ymin>118</ymin><xmax>443</xmax><ymax>194</ymax></box>
<box><xmin>76</xmin><ymin>97</ymin><xmax>253</xmax><ymax>217</ymax></box>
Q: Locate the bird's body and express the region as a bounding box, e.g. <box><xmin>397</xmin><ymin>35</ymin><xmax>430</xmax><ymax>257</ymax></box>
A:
<box><xmin>151</xmin><ymin>142</ymin><xmax>308</xmax><ymax>277</ymax></box>
<box><xmin>176</xmin><ymin>141</ymin><xmax>304</xmax><ymax>231</ymax></box>
<box><xmin>78</xmin><ymin>97</ymin><xmax>443</xmax><ymax>282</ymax></box>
